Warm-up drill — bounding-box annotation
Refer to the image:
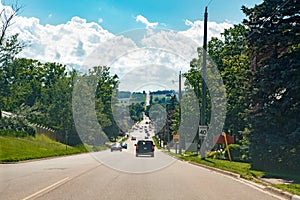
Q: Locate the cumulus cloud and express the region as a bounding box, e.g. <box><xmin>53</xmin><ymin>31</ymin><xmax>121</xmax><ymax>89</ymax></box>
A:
<box><xmin>1</xmin><ymin>1</ymin><xmax>233</xmax><ymax>81</ymax></box>
<box><xmin>179</xmin><ymin>19</ymin><xmax>233</xmax><ymax>45</ymax></box>
<box><xmin>135</xmin><ymin>15</ymin><xmax>158</xmax><ymax>29</ymax></box>
<box><xmin>5</xmin><ymin>13</ymin><xmax>114</xmax><ymax>70</ymax></box>
<box><xmin>1</xmin><ymin>2</ymin><xmax>113</xmax><ymax>70</ymax></box>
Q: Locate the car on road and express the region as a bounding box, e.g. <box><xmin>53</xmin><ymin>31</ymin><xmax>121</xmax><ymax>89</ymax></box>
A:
<box><xmin>135</xmin><ymin>140</ymin><xmax>155</xmax><ymax>157</ymax></box>
<box><xmin>121</xmin><ymin>142</ymin><xmax>127</xmax><ymax>149</ymax></box>
<box><xmin>131</xmin><ymin>136</ymin><xmax>136</xmax><ymax>140</ymax></box>
<box><xmin>110</xmin><ymin>142</ymin><xmax>122</xmax><ymax>152</ymax></box>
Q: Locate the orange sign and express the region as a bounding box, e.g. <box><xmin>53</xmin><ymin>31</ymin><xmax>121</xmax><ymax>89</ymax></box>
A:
<box><xmin>173</xmin><ymin>134</ymin><xmax>180</xmax><ymax>142</ymax></box>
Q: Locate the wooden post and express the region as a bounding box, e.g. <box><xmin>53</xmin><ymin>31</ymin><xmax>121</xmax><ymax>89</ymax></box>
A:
<box><xmin>224</xmin><ymin>133</ymin><xmax>232</xmax><ymax>161</ymax></box>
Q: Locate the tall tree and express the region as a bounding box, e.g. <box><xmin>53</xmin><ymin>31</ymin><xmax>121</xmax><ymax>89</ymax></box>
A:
<box><xmin>243</xmin><ymin>0</ymin><xmax>300</xmax><ymax>173</ymax></box>
<box><xmin>0</xmin><ymin>1</ymin><xmax>21</xmax><ymax>45</ymax></box>
<box><xmin>208</xmin><ymin>24</ymin><xmax>252</xmax><ymax>143</ymax></box>
<box><xmin>0</xmin><ymin>34</ymin><xmax>22</xmax><ymax>116</ymax></box>
<box><xmin>0</xmin><ymin>1</ymin><xmax>22</xmax><ymax>118</ymax></box>
<box><xmin>91</xmin><ymin>66</ymin><xmax>119</xmax><ymax>139</ymax></box>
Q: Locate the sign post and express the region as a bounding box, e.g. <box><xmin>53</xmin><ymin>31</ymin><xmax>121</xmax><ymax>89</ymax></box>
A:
<box><xmin>173</xmin><ymin>134</ymin><xmax>180</xmax><ymax>154</ymax></box>
<box><xmin>224</xmin><ymin>133</ymin><xmax>232</xmax><ymax>161</ymax></box>
<box><xmin>199</xmin><ymin>126</ymin><xmax>208</xmax><ymax>157</ymax></box>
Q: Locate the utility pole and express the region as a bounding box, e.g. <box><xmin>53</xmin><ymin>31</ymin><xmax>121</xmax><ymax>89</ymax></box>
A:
<box><xmin>202</xmin><ymin>7</ymin><xmax>207</xmax><ymax>126</ymax></box>
<box><xmin>179</xmin><ymin>71</ymin><xmax>182</xmax><ymax>154</ymax></box>
<box><xmin>179</xmin><ymin>71</ymin><xmax>182</xmax><ymax>103</ymax></box>
<box><xmin>200</xmin><ymin>7</ymin><xmax>208</xmax><ymax>158</ymax></box>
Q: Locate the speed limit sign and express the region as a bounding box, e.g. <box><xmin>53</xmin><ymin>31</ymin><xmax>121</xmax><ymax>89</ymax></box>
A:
<box><xmin>199</xmin><ymin>126</ymin><xmax>208</xmax><ymax>137</ymax></box>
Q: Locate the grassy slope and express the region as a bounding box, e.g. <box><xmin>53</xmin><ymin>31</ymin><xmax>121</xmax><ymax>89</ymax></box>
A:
<box><xmin>0</xmin><ymin>134</ymin><xmax>87</xmax><ymax>162</ymax></box>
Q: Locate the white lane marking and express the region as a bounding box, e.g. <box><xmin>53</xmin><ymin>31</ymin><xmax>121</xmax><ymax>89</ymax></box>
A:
<box><xmin>22</xmin><ymin>177</ymin><xmax>70</xmax><ymax>200</ymax></box>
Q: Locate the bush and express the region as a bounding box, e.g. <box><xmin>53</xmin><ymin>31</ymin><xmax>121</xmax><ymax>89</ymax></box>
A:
<box><xmin>225</xmin><ymin>144</ymin><xmax>241</xmax><ymax>161</ymax></box>
<box><xmin>0</xmin><ymin>129</ymin><xmax>28</xmax><ymax>137</ymax></box>
<box><xmin>0</xmin><ymin>117</ymin><xmax>35</xmax><ymax>136</ymax></box>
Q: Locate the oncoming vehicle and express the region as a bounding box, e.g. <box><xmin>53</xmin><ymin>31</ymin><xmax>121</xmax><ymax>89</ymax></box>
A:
<box><xmin>135</xmin><ymin>140</ymin><xmax>155</xmax><ymax>157</ymax></box>
<box><xmin>110</xmin><ymin>142</ymin><xmax>122</xmax><ymax>152</ymax></box>
<box><xmin>121</xmin><ymin>142</ymin><xmax>127</xmax><ymax>149</ymax></box>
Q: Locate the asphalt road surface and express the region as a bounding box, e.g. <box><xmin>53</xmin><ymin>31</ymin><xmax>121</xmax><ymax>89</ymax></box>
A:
<box><xmin>0</xmin><ymin>123</ymin><xmax>283</xmax><ymax>200</ymax></box>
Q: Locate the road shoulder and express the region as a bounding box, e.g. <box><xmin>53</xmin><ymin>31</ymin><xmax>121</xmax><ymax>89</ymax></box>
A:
<box><xmin>163</xmin><ymin>149</ymin><xmax>300</xmax><ymax>200</ymax></box>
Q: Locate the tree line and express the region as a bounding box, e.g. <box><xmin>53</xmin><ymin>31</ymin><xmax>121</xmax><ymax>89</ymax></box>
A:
<box><xmin>183</xmin><ymin>0</ymin><xmax>299</xmax><ymax>174</ymax></box>
<box><xmin>0</xmin><ymin>15</ymin><xmax>120</xmax><ymax>146</ymax></box>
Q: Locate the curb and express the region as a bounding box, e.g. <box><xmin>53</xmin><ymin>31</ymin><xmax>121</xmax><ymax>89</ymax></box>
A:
<box><xmin>264</xmin><ymin>186</ymin><xmax>293</xmax><ymax>199</ymax></box>
<box><xmin>187</xmin><ymin>161</ymin><xmax>240</xmax><ymax>179</ymax></box>
<box><xmin>292</xmin><ymin>195</ymin><xmax>300</xmax><ymax>200</ymax></box>
<box><xmin>164</xmin><ymin>151</ymin><xmax>299</xmax><ymax>200</ymax></box>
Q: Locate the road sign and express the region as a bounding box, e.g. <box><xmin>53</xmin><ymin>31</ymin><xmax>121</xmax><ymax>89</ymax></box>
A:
<box><xmin>173</xmin><ymin>134</ymin><xmax>180</xmax><ymax>140</ymax></box>
<box><xmin>199</xmin><ymin>126</ymin><xmax>208</xmax><ymax>137</ymax></box>
<box><xmin>173</xmin><ymin>134</ymin><xmax>180</xmax><ymax>143</ymax></box>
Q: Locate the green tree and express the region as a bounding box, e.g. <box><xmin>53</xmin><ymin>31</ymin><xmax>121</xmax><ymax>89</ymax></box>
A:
<box><xmin>91</xmin><ymin>66</ymin><xmax>120</xmax><ymax>139</ymax></box>
<box><xmin>243</xmin><ymin>0</ymin><xmax>300</xmax><ymax>173</ymax></box>
<box><xmin>129</xmin><ymin>103</ymin><xmax>144</xmax><ymax>122</ymax></box>
<box><xmin>208</xmin><ymin>24</ymin><xmax>252</xmax><ymax>142</ymax></box>
<box><xmin>0</xmin><ymin>2</ymin><xmax>22</xmax><ymax>118</ymax></box>
<box><xmin>0</xmin><ymin>34</ymin><xmax>23</xmax><ymax>114</ymax></box>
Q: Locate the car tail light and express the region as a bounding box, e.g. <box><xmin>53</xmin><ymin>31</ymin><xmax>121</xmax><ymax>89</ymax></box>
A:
<box><xmin>136</xmin><ymin>145</ymin><xmax>139</xmax><ymax>150</ymax></box>
<box><xmin>152</xmin><ymin>145</ymin><xmax>155</xmax><ymax>150</ymax></box>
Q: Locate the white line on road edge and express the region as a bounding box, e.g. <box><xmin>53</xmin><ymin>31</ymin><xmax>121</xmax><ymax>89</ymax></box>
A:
<box><xmin>22</xmin><ymin>177</ymin><xmax>71</xmax><ymax>200</ymax></box>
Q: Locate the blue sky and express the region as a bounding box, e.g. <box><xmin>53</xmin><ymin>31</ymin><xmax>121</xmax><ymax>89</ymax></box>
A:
<box><xmin>3</xmin><ymin>0</ymin><xmax>263</xmax><ymax>33</ymax></box>
<box><xmin>1</xmin><ymin>0</ymin><xmax>265</xmax><ymax>78</ymax></box>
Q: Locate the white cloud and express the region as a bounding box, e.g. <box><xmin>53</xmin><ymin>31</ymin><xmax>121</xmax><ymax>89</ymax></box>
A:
<box><xmin>5</xmin><ymin>11</ymin><xmax>114</xmax><ymax>70</ymax></box>
<box><xmin>135</xmin><ymin>15</ymin><xmax>158</xmax><ymax>29</ymax></box>
<box><xmin>98</xmin><ymin>18</ymin><xmax>103</xmax><ymax>23</ymax></box>
<box><xmin>1</xmin><ymin>1</ymin><xmax>233</xmax><ymax>82</ymax></box>
<box><xmin>184</xmin><ymin>19</ymin><xmax>194</xmax><ymax>26</ymax></box>
<box><xmin>180</xmin><ymin>19</ymin><xmax>233</xmax><ymax>45</ymax></box>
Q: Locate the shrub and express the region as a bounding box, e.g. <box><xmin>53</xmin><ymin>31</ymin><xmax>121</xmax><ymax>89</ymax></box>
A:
<box><xmin>0</xmin><ymin>117</ymin><xmax>35</xmax><ymax>136</ymax></box>
<box><xmin>225</xmin><ymin>144</ymin><xmax>242</xmax><ymax>161</ymax></box>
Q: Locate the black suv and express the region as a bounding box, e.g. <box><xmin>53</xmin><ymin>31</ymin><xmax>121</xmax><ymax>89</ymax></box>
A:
<box><xmin>135</xmin><ymin>140</ymin><xmax>155</xmax><ymax>157</ymax></box>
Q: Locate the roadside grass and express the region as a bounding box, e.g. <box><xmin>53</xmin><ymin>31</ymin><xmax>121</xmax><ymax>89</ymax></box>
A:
<box><xmin>84</xmin><ymin>144</ymin><xmax>108</xmax><ymax>152</ymax></box>
<box><xmin>0</xmin><ymin>134</ymin><xmax>88</xmax><ymax>162</ymax></box>
<box><xmin>167</xmin><ymin>151</ymin><xmax>300</xmax><ymax>196</ymax></box>
<box><xmin>176</xmin><ymin>152</ymin><xmax>263</xmax><ymax>180</ymax></box>
<box><xmin>271</xmin><ymin>184</ymin><xmax>300</xmax><ymax>196</ymax></box>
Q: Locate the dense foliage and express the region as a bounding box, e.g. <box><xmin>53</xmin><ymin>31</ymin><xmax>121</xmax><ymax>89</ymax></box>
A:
<box><xmin>242</xmin><ymin>0</ymin><xmax>300</xmax><ymax>173</ymax></box>
<box><xmin>0</xmin><ymin>34</ymin><xmax>120</xmax><ymax>146</ymax></box>
<box><xmin>181</xmin><ymin>0</ymin><xmax>299</xmax><ymax>174</ymax></box>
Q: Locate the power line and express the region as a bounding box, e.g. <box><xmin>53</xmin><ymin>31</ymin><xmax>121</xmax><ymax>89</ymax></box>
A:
<box><xmin>246</xmin><ymin>0</ymin><xmax>292</xmax><ymax>39</ymax></box>
<box><xmin>206</xmin><ymin>0</ymin><xmax>213</xmax><ymax>7</ymax></box>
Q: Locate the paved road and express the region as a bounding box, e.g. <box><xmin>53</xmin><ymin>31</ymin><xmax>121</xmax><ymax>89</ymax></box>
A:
<box><xmin>0</xmin><ymin>125</ymin><xmax>283</xmax><ymax>200</ymax></box>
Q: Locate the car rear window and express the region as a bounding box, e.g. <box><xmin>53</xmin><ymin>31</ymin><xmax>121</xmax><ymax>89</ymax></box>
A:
<box><xmin>137</xmin><ymin>141</ymin><xmax>153</xmax><ymax>146</ymax></box>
